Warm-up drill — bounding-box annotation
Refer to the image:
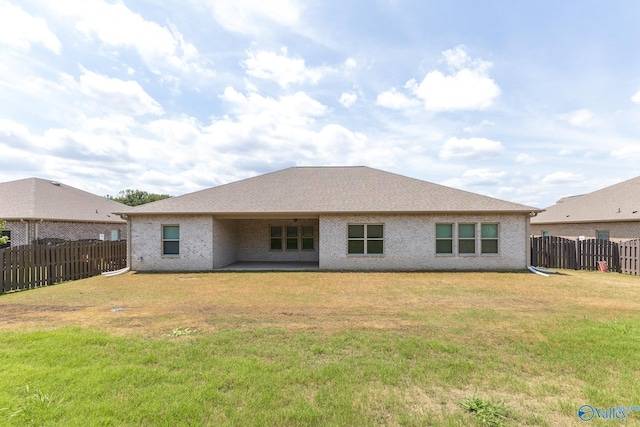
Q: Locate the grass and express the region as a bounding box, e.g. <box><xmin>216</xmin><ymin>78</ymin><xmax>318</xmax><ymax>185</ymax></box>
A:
<box><xmin>0</xmin><ymin>270</ymin><xmax>639</xmax><ymax>425</ymax></box>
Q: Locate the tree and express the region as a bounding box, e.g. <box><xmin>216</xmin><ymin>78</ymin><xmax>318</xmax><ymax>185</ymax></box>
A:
<box><xmin>0</xmin><ymin>218</ymin><xmax>8</xmax><ymax>247</ymax></box>
<box><xmin>107</xmin><ymin>189</ymin><xmax>172</xmax><ymax>207</ymax></box>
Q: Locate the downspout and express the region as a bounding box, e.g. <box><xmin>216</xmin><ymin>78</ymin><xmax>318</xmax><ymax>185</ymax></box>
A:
<box><xmin>118</xmin><ymin>214</ymin><xmax>131</xmax><ymax>269</ymax></box>
<box><xmin>126</xmin><ymin>216</ymin><xmax>132</xmax><ymax>269</ymax></box>
<box><xmin>527</xmin><ymin>212</ymin><xmax>537</xmax><ymax>268</ymax></box>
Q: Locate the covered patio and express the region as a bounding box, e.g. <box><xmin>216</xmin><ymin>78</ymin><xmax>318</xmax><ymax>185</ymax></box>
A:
<box><xmin>215</xmin><ymin>261</ymin><xmax>320</xmax><ymax>271</ymax></box>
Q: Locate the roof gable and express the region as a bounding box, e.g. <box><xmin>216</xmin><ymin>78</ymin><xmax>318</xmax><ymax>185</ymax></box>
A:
<box><xmin>0</xmin><ymin>178</ymin><xmax>127</xmax><ymax>223</ymax></box>
<box><xmin>532</xmin><ymin>176</ymin><xmax>640</xmax><ymax>224</ymax></box>
<box><xmin>118</xmin><ymin>167</ymin><xmax>539</xmax><ymax>215</ymax></box>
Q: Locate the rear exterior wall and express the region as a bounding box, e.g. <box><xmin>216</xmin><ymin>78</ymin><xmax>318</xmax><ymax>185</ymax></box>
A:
<box><xmin>319</xmin><ymin>213</ymin><xmax>530</xmax><ymax>271</ymax></box>
<box><xmin>128</xmin><ymin>213</ymin><xmax>530</xmax><ymax>271</ymax></box>
<box><xmin>129</xmin><ymin>215</ymin><xmax>214</xmax><ymax>271</ymax></box>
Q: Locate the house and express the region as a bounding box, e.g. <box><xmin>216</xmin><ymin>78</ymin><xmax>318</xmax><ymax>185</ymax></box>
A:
<box><xmin>531</xmin><ymin>176</ymin><xmax>640</xmax><ymax>241</ymax></box>
<box><xmin>0</xmin><ymin>177</ymin><xmax>128</xmax><ymax>247</ymax></box>
<box><xmin>116</xmin><ymin>166</ymin><xmax>541</xmax><ymax>271</ymax></box>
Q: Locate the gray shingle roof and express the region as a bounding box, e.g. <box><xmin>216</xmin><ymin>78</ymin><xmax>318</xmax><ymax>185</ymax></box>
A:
<box><xmin>117</xmin><ymin>167</ymin><xmax>539</xmax><ymax>216</ymax></box>
<box><xmin>0</xmin><ymin>177</ymin><xmax>126</xmax><ymax>223</ymax></box>
<box><xmin>532</xmin><ymin>176</ymin><xmax>640</xmax><ymax>224</ymax></box>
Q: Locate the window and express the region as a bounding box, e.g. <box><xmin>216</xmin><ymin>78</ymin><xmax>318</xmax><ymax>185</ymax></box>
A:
<box><xmin>286</xmin><ymin>226</ymin><xmax>298</xmax><ymax>250</ymax></box>
<box><xmin>270</xmin><ymin>226</ymin><xmax>283</xmax><ymax>250</ymax></box>
<box><xmin>542</xmin><ymin>231</ymin><xmax>550</xmax><ymax>237</ymax></box>
<box><xmin>110</xmin><ymin>229</ymin><xmax>120</xmax><ymax>241</ymax></box>
<box><xmin>596</xmin><ymin>230</ymin><xmax>610</xmax><ymax>241</ymax></box>
<box><xmin>435</xmin><ymin>224</ymin><xmax>453</xmax><ymax>254</ymax></box>
<box><xmin>348</xmin><ymin>224</ymin><xmax>384</xmax><ymax>255</ymax></box>
<box><xmin>481</xmin><ymin>224</ymin><xmax>499</xmax><ymax>254</ymax></box>
<box><xmin>0</xmin><ymin>230</ymin><xmax>10</xmax><ymax>249</ymax></box>
<box><xmin>271</xmin><ymin>225</ymin><xmax>315</xmax><ymax>251</ymax></box>
<box><xmin>162</xmin><ymin>225</ymin><xmax>179</xmax><ymax>255</ymax></box>
<box><xmin>458</xmin><ymin>224</ymin><xmax>476</xmax><ymax>254</ymax></box>
<box><xmin>302</xmin><ymin>226</ymin><xmax>314</xmax><ymax>250</ymax></box>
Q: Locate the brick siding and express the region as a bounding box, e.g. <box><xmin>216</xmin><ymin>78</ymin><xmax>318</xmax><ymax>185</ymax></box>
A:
<box><xmin>130</xmin><ymin>213</ymin><xmax>530</xmax><ymax>271</ymax></box>
<box><xmin>532</xmin><ymin>221</ymin><xmax>640</xmax><ymax>242</ymax></box>
<box><xmin>2</xmin><ymin>220</ymin><xmax>127</xmax><ymax>247</ymax></box>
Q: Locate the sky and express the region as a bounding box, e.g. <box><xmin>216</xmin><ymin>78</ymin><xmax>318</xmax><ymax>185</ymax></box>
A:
<box><xmin>2</xmin><ymin>0</ymin><xmax>640</xmax><ymax>209</ymax></box>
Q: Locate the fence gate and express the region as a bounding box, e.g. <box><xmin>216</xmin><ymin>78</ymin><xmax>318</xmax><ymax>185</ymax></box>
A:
<box><xmin>619</xmin><ymin>239</ymin><xmax>640</xmax><ymax>275</ymax></box>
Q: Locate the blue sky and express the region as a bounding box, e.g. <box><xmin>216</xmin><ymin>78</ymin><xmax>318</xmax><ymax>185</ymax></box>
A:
<box><xmin>2</xmin><ymin>0</ymin><xmax>640</xmax><ymax>208</ymax></box>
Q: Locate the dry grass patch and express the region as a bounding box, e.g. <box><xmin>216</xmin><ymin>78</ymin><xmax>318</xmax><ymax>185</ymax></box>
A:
<box><xmin>1</xmin><ymin>270</ymin><xmax>640</xmax><ymax>339</ymax></box>
<box><xmin>1</xmin><ymin>269</ymin><xmax>640</xmax><ymax>425</ymax></box>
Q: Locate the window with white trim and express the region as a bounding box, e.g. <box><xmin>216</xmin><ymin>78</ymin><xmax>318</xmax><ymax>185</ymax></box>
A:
<box><xmin>302</xmin><ymin>226</ymin><xmax>314</xmax><ymax>250</ymax></box>
<box><xmin>348</xmin><ymin>224</ymin><xmax>384</xmax><ymax>254</ymax></box>
<box><xmin>270</xmin><ymin>226</ymin><xmax>283</xmax><ymax>250</ymax></box>
<box><xmin>458</xmin><ymin>224</ymin><xmax>476</xmax><ymax>254</ymax></box>
<box><xmin>481</xmin><ymin>223</ymin><xmax>499</xmax><ymax>254</ymax></box>
<box><xmin>435</xmin><ymin>224</ymin><xmax>453</xmax><ymax>254</ymax></box>
<box><xmin>286</xmin><ymin>226</ymin><xmax>298</xmax><ymax>250</ymax></box>
<box><xmin>162</xmin><ymin>225</ymin><xmax>179</xmax><ymax>255</ymax></box>
<box><xmin>270</xmin><ymin>225</ymin><xmax>315</xmax><ymax>251</ymax></box>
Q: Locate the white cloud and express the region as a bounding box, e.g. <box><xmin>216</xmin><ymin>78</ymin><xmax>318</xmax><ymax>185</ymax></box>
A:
<box><xmin>312</xmin><ymin>124</ymin><xmax>367</xmax><ymax>162</ymax></box>
<box><xmin>42</xmin><ymin>0</ymin><xmax>206</xmax><ymax>78</ymax></box>
<box><xmin>242</xmin><ymin>48</ymin><xmax>331</xmax><ymax>88</ymax></box>
<box><xmin>220</xmin><ymin>86</ymin><xmax>326</xmax><ymax>125</ymax></box>
<box><xmin>461</xmin><ymin>168</ymin><xmax>507</xmax><ymax>186</ymax></box>
<box><xmin>76</xmin><ymin>68</ymin><xmax>164</xmax><ymax>116</ymax></box>
<box><xmin>0</xmin><ymin>1</ymin><xmax>61</xmax><ymax>54</ymax></box>
<box><xmin>376</xmin><ymin>87</ymin><xmax>420</xmax><ymax>109</ymax></box>
<box><xmin>540</xmin><ymin>171</ymin><xmax>585</xmax><ymax>185</ymax></box>
<box><xmin>632</xmin><ymin>90</ymin><xmax>640</xmax><ymax>104</ymax></box>
<box><xmin>463</xmin><ymin>120</ymin><xmax>495</xmax><ymax>133</ymax></box>
<box><xmin>439</xmin><ymin>137</ymin><xmax>505</xmax><ymax>160</ymax></box>
<box><xmin>408</xmin><ymin>46</ymin><xmax>500</xmax><ymax>111</ymax></box>
<box><xmin>344</xmin><ymin>58</ymin><xmax>358</xmax><ymax>71</ymax></box>
<box><xmin>206</xmin><ymin>0</ymin><xmax>301</xmax><ymax>34</ymax></box>
<box><xmin>611</xmin><ymin>145</ymin><xmax>640</xmax><ymax>161</ymax></box>
<box><xmin>515</xmin><ymin>153</ymin><xmax>537</xmax><ymax>164</ymax></box>
<box><xmin>339</xmin><ymin>92</ymin><xmax>357</xmax><ymax>108</ymax></box>
<box><xmin>559</xmin><ymin>108</ymin><xmax>595</xmax><ymax>127</ymax></box>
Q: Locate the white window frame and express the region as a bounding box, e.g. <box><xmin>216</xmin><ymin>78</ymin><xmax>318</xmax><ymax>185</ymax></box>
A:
<box><xmin>347</xmin><ymin>224</ymin><xmax>384</xmax><ymax>255</ymax></box>
<box><xmin>162</xmin><ymin>225</ymin><xmax>180</xmax><ymax>256</ymax></box>
<box><xmin>270</xmin><ymin>225</ymin><xmax>316</xmax><ymax>251</ymax></box>
<box><xmin>458</xmin><ymin>223</ymin><xmax>476</xmax><ymax>255</ymax></box>
<box><xmin>435</xmin><ymin>223</ymin><xmax>454</xmax><ymax>255</ymax></box>
<box><xmin>480</xmin><ymin>223</ymin><xmax>499</xmax><ymax>254</ymax></box>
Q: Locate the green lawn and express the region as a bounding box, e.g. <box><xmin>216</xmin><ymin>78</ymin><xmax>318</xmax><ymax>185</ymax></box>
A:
<box><xmin>0</xmin><ymin>270</ymin><xmax>639</xmax><ymax>426</ymax></box>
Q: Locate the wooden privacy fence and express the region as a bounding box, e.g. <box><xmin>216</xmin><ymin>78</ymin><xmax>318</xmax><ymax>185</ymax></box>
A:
<box><xmin>530</xmin><ymin>236</ymin><xmax>636</xmax><ymax>274</ymax></box>
<box><xmin>0</xmin><ymin>240</ymin><xmax>127</xmax><ymax>293</ymax></box>
<box><xmin>619</xmin><ymin>239</ymin><xmax>640</xmax><ymax>275</ymax></box>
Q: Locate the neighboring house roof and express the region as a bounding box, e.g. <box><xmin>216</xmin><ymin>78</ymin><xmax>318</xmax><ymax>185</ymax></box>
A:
<box><xmin>117</xmin><ymin>166</ymin><xmax>540</xmax><ymax>216</ymax></box>
<box><xmin>0</xmin><ymin>177</ymin><xmax>126</xmax><ymax>223</ymax></box>
<box><xmin>532</xmin><ymin>176</ymin><xmax>640</xmax><ymax>224</ymax></box>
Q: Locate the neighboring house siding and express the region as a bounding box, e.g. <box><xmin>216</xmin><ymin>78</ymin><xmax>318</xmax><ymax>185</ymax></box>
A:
<box><xmin>235</xmin><ymin>219</ymin><xmax>319</xmax><ymax>263</ymax></box>
<box><xmin>3</xmin><ymin>219</ymin><xmax>127</xmax><ymax>246</ymax></box>
<box><xmin>319</xmin><ymin>214</ymin><xmax>529</xmax><ymax>271</ymax></box>
<box><xmin>130</xmin><ymin>215</ymin><xmax>214</xmax><ymax>271</ymax></box>
<box><xmin>532</xmin><ymin>221</ymin><xmax>640</xmax><ymax>241</ymax></box>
